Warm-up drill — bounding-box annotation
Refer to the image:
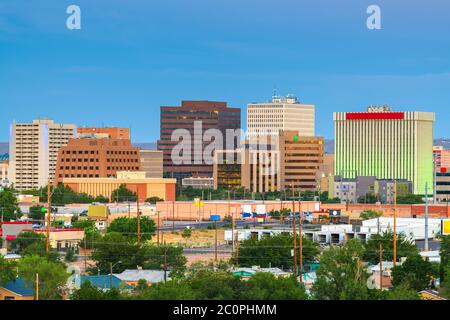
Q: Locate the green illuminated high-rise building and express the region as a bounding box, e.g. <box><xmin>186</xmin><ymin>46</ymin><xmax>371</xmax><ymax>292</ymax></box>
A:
<box><xmin>334</xmin><ymin>106</ymin><xmax>434</xmax><ymax>195</ymax></box>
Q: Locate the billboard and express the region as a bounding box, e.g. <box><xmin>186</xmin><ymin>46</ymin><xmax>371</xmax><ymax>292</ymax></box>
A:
<box><xmin>88</xmin><ymin>205</ymin><xmax>109</xmax><ymax>218</ymax></box>
<box><xmin>443</xmin><ymin>219</ymin><xmax>450</xmax><ymax>236</ymax></box>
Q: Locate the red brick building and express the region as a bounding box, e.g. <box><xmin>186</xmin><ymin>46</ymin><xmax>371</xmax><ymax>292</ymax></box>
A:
<box><xmin>55</xmin><ymin>138</ymin><xmax>140</xmax><ymax>184</ymax></box>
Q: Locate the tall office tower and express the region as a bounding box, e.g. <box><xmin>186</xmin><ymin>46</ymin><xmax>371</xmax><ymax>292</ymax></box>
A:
<box><xmin>158</xmin><ymin>100</ymin><xmax>241</xmax><ymax>181</ymax></box>
<box><xmin>54</xmin><ymin>137</ymin><xmax>141</xmax><ymax>184</ymax></box>
<box><xmin>77</xmin><ymin>127</ymin><xmax>130</xmax><ymax>140</ymax></box>
<box><xmin>9</xmin><ymin>119</ymin><xmax>76</xmax><ymax>190</ymax></box>
<box><xmin>247</xmin><ymin>94</ymin><xmax>315</xmax><ymax>138</ymax></box>
<box><xmin>213</xmin><ymin>131</ymin><xmax>324</xmax><ymax>192</ymax></box>
<box><xmin>334</xmin><ymin>106</ymin><xmax>435</xmax><ymax>194</ymax></box>
<box><xmin>140</xmin><ymin>150</ymin><xmax>163</xmax><ymax>178</ymax></box>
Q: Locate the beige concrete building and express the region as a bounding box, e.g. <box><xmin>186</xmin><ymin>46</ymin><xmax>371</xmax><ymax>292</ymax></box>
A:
<box><xmin>213</xmin><ymin>131</ymin><xmax>324</xmax><ymax>192</ymax></box>
<box><xmin>9</xmin><ymin>119</ymin><xmax>76</xmax><ymax>190</ymax></box>
<box><xmin>62</xmin><ymin>171</ymin><xmax>176</xmax><ymax>202</ymax></box>
<box><xmin>334</xmin><ymin>106</ymin><xmax>434</xmax><ymax>195</ymax></box>
<box><xmin>1</xmin><ymin>159</ymin><xmax>8</xmax><ymax>186</ymax></box>
<box><xmin>318</xmin><ymin>154</ymin><xmax>334</xmax><ymax>193</ymax></box>
<box><xmin>247</xmin><ymin>94</ymin><xmax>315</xmax><ymax>138</ymax></box>
<box><xmin>139</xmin><ymin>150</ymin><xmax>163</xmax><ymax>178</ymax></box>
<box><xmin>433</xmin><ymin>146</ymin><xmax>450</xmax><ymax>172</ymax></box>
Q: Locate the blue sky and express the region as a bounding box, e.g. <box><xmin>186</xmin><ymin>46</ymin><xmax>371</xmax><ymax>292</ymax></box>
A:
<box><xmin>1</xmin><ymin>0</ymin><xmax>450</xmax><ymax>142</ymax></box>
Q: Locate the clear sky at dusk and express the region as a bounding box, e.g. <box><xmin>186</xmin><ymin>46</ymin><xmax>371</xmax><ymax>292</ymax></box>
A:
<box><xmin>1</xmin><ymin>0</ymin><xmax>450</xmax><ymax>142</ymax></box>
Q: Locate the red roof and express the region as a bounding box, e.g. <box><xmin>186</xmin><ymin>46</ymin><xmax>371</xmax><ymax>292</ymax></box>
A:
<box><xmin>1</xmin><ymin>221</ymin><xmax>32</xmax><ymax>225</ymax></box>
<box><xmin>346</xmin><ymin>112</ymin><xmax>404</xmax><ymax>120</ymax></box>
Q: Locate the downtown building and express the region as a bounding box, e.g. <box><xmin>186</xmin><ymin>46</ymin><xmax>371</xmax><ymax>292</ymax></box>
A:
<box><xmin>158</xmin><ymin>100</ymin><xmax>241</xmax><ymax>181</ymax></box>
<box><xmin>54</xmin><ymin>131</ymin><xmax>141</xmax><ymax>184</ymax></box>
<box><xmin>334</xmin><ymin>106</ymin><xmax>434</xmax><ymax>195</ymax></box>
<box><xmin>213</xmin><ymin>131</ymin><xmax>324</xmax><ymax>193</ymax></box>
<box><xmin>9</xmin><ymin>119</ymin><xmax>76</xmax><ymax>190</ymax></box>
<box><xmin>247</xmin><ymin>94</ymin><xmax>315</xmax><ymax>138</ymax></box>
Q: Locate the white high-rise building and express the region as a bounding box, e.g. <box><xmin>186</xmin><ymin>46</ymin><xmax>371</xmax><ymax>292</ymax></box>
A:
<box><xmin>246</xmin><ymin>94</ymin><xmax>315</xmax><ymax>138</ymax></box>
<box><xmin>9</xmin><ymin>119</ymin><xmax>76</xmax><ymax>190</ymax></box>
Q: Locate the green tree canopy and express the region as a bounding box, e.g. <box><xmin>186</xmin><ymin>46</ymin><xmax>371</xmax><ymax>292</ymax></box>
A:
<box><xmin>28</xmin><ymin>205</ymin><xmax>45</xmax><ymax>221</ymax></box>
<box><xmin>90</xmin><ymin>233</ymin><xmax>186</xmax><ymax>274</ymax></box>
<box><xmin>146</xmin><ymin>197</ymin><xmax>164</xmax><ymax>204</ymax></box>
<box><xmin>0</xmin><ymin>189</ymin><xmax>21</xmax><ymax>221</ymax></box>
<box><xmin>107</xmin><ymin>217</ymin><xmax>156</xmax><ymax>241</ymax></box>
<box><xmin>234</xmin><ymin>234</ymin><xmax>319</xmax><ymax>269</ymax></box>
<box><xmin>18</xmin><ymin>255</ymin><xmax>68</xmax><ymax>300</ymax></box>
<box><xmin>359</xmin><ymin>210</ymin><xmax>382</xmax><ymax>221</ymax></box>
<box><xmin>0</xmin><ymin>256</ymin><xmax>16</xmax><ymax>286</ymax></box>
<box><xmin>111</xmin><ymin>184</ymin><xmax>137</xmax><ymax>202</ymax></box>
<box><xmin>440</xmin><ymin>235</ymin><xmax>450</xmax><ymax>282</ymax></box>
<box><xmin>240</xmin><ymin>272</ymin><xmax>308</xmax><ymax>300</ymax></box>
<box><xmin>363</xmin><ymin>231</ymin><xmax>418</xmax><ymax>264</ymax></box>
<box><xmin>391</xmin><ymin>254</ymin><xmax>436</xmax><ymax>291</ymax></box>
<box><xmin>357</xmin><ymin>193</ymin><xmax>378</xmax><ymax>204</ymax></box>
<box><xmin>312</xmin><ymin>239</ymin><xmax>369</xmax><ymax>300</ymax></box>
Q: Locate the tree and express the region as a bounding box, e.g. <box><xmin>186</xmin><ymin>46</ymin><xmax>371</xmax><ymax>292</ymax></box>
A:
<box><xmin>111</xmin><ymin>184</ymin><xmax>137</xmax><ymax>202</ymax></box>
<box><xmin>0</xmin><ymin>256</ymin><xmax>16</xmax><ymax>286</ymax></box>
<box><xmin>392</xmin><ymin>254</ymin><xmax>436</xmax><ymax>291</ymax></box>
<box><xmin>396</xmin><ymin>194</ymin><xmax>424</xmax><ymax>204</ymax></box>
<box><xmin>188</xmin><ymin>269</ymin><xmax>244</xmax><ymax>300</ymax></box>
<box><xmin>107</xmin><ymin>217</ymin><xmax>156</xmax><ymax>241</ymax></box>
<box><xmin>90</xmin><ymin>232</ymin><xmax>144</xmax><ymax>274</ymax></box>
<box><xmin>241</xmin><ymin>272</ymin><xmax>308</xmax><ymax>300</ymax></box>
<box><xmin>93</xmin><ymin>195</ymin><xmax>109</xmax><ymax>203</ymax></box>
<box><xmin>18</xmin><ymin>255</ymin><xmax>69</xmax><ymax>300</ymax></box>
<box><xmin>138</xmin><ymin>280</ymin><xmax>196</xmax><ymax>300</ymax></box>
<box><xmin>363</xmin><ymin>231</ymin><xmax>418</xmax><ymax>264</ymax></box>
<box><xmin>73</xmin><ymin>219</ymin><xmax>102</xmax><ymax>250</ymax></box>
<box><xmin>70</xmin><ymin>280</ymin><xmax>124</xmax><ymax>300</ymax></box>
<box><xmin>141</xmin><ymin>244</ymin><xmax>187</xmax><ymax>272</ymax></box>
<box><xmin>441</xmin><ymin>265</ymin><xmax>450</xmax><ymax>299</ymax></box>
<box><xmin>358</xmin><ymin>193</ymin><xmax>378</xmax><ymax>204</ymax></box>
<box><xmin>10</xmin><ymin>231</ymin><xmax>46</xmax><ymax>254</ymax></box>
<box><xmin>235</xmin><ymin>234</ymin><xmax>319</xmax><ymax>269</ymax></box>
<box><xmin>312</xmin><ymin>239</ymin><xmax>369</xmax><ymax>300</ymax></box>
<box><xmin>65</xmin><ymin>248</ymin><xmax>76</xmax><ymax>262</ymax></box>
<box><xmin>146</xmin><ymin>197</ymin><xmax>163</xmax><ymax>204</ymax></box>
<box><xmin>359</xmin><ymin>210</ymin><xmax>382</xmax><ymax>221</ymax></box>
<box><xmin>440</xmin><ymin>235</ymin><xmax>450</xmax><ymax>282</ymax></box>
<box><xmin>28</xmin><ymin>205</ymin><xmax>45</xmax><ymax>221</ymax></box>
<box><xmin>0</xmin><ymin>189</ymin><xmax>21</xmax><ymax>221</ymax></box>
<box><xmin>181</xmin><ymin>227</ymin><xmax>192</xmax><ymax>245</ymax></box>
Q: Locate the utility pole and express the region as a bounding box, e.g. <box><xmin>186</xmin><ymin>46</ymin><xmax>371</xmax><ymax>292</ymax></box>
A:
<box><xmin>379</xmin><ymin>241</ymin><xmax>383</xmax><ymax>290</ymax></box>
<box><xmin>163</xmin><ymin>241</ymin><xmax>168</xmax><ymax>283</ymax></box>
<box><xmin>235</xmin><ymin>209</ymin><xmax>239</xmax><ymax>260</ymax></box>
<box><xmin>35</xmin><ymin>273</ymin><xmax>39</xmax><ymax>301</ymax></box>
<box><xmin>291</xmin><ymin>184</ymin><xmax>297</xmax><ymax>279</ymax></box>
<box><xmin>110</xmin><ymin>262</ymin><xmax>113</xmax><ymax>289</ymax></box>
<box><xmin>157</xmin><ymin>210</ymin><xmax>160</xmax><ymax>245</ymax></box>
<box><xmin>229</xmin><ymin>191</ymin><xmax>234</xmax><ymax>257</ymax></box>
<box><xmin>84</xmin><ymin>237</ymin><xmax>87</xmax><ymax>273</ymax></box>
<box><xmin>137</xmin><ymin>186</ymin><xmax>141</xmax><ymax>244</ymax></box>
<box><xmin>425</xmin><ymin>182</ymin><xmax>429</xmax><ymax>251</ymax></box>
<box><xmin>46</xmin><ymin>178</ymin><xmax>51</xmax><ymax>255</ymax></box>
<box><xmin>298</xmin><ymin>190</ymin><xmax>303</xmax><ymax>283</ymax></box>
<box><xmin>172</xmin><ymin>200</ymin><xmax>175</xmax><ymax>231</ymax></box>
<box><xmin>393</xmin><ymin>181</ymin><xmax>397</xmax><ymax>270</ymax></box>
<box><xmin>214</xmin><ymin>220</ymin><xmax>218</xmax><ymax>262</ymax></box>
<box><xmin>128</xmin><ymin>201</ymin><xmax>131</xmax><ymax>219</ymax></box>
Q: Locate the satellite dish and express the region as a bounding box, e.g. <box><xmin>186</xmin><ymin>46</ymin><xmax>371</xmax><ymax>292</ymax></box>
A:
<box><xmin>332</xmin><ymin>210</ymin><xmax>338</xmax><ymax>216</ymax></box>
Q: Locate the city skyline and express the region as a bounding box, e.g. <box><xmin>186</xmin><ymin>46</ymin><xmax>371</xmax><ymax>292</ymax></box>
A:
<box><xmin>1</xmin><ymin>0</ymin><xmax>450</xmax><ymax>142</ymax></box>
